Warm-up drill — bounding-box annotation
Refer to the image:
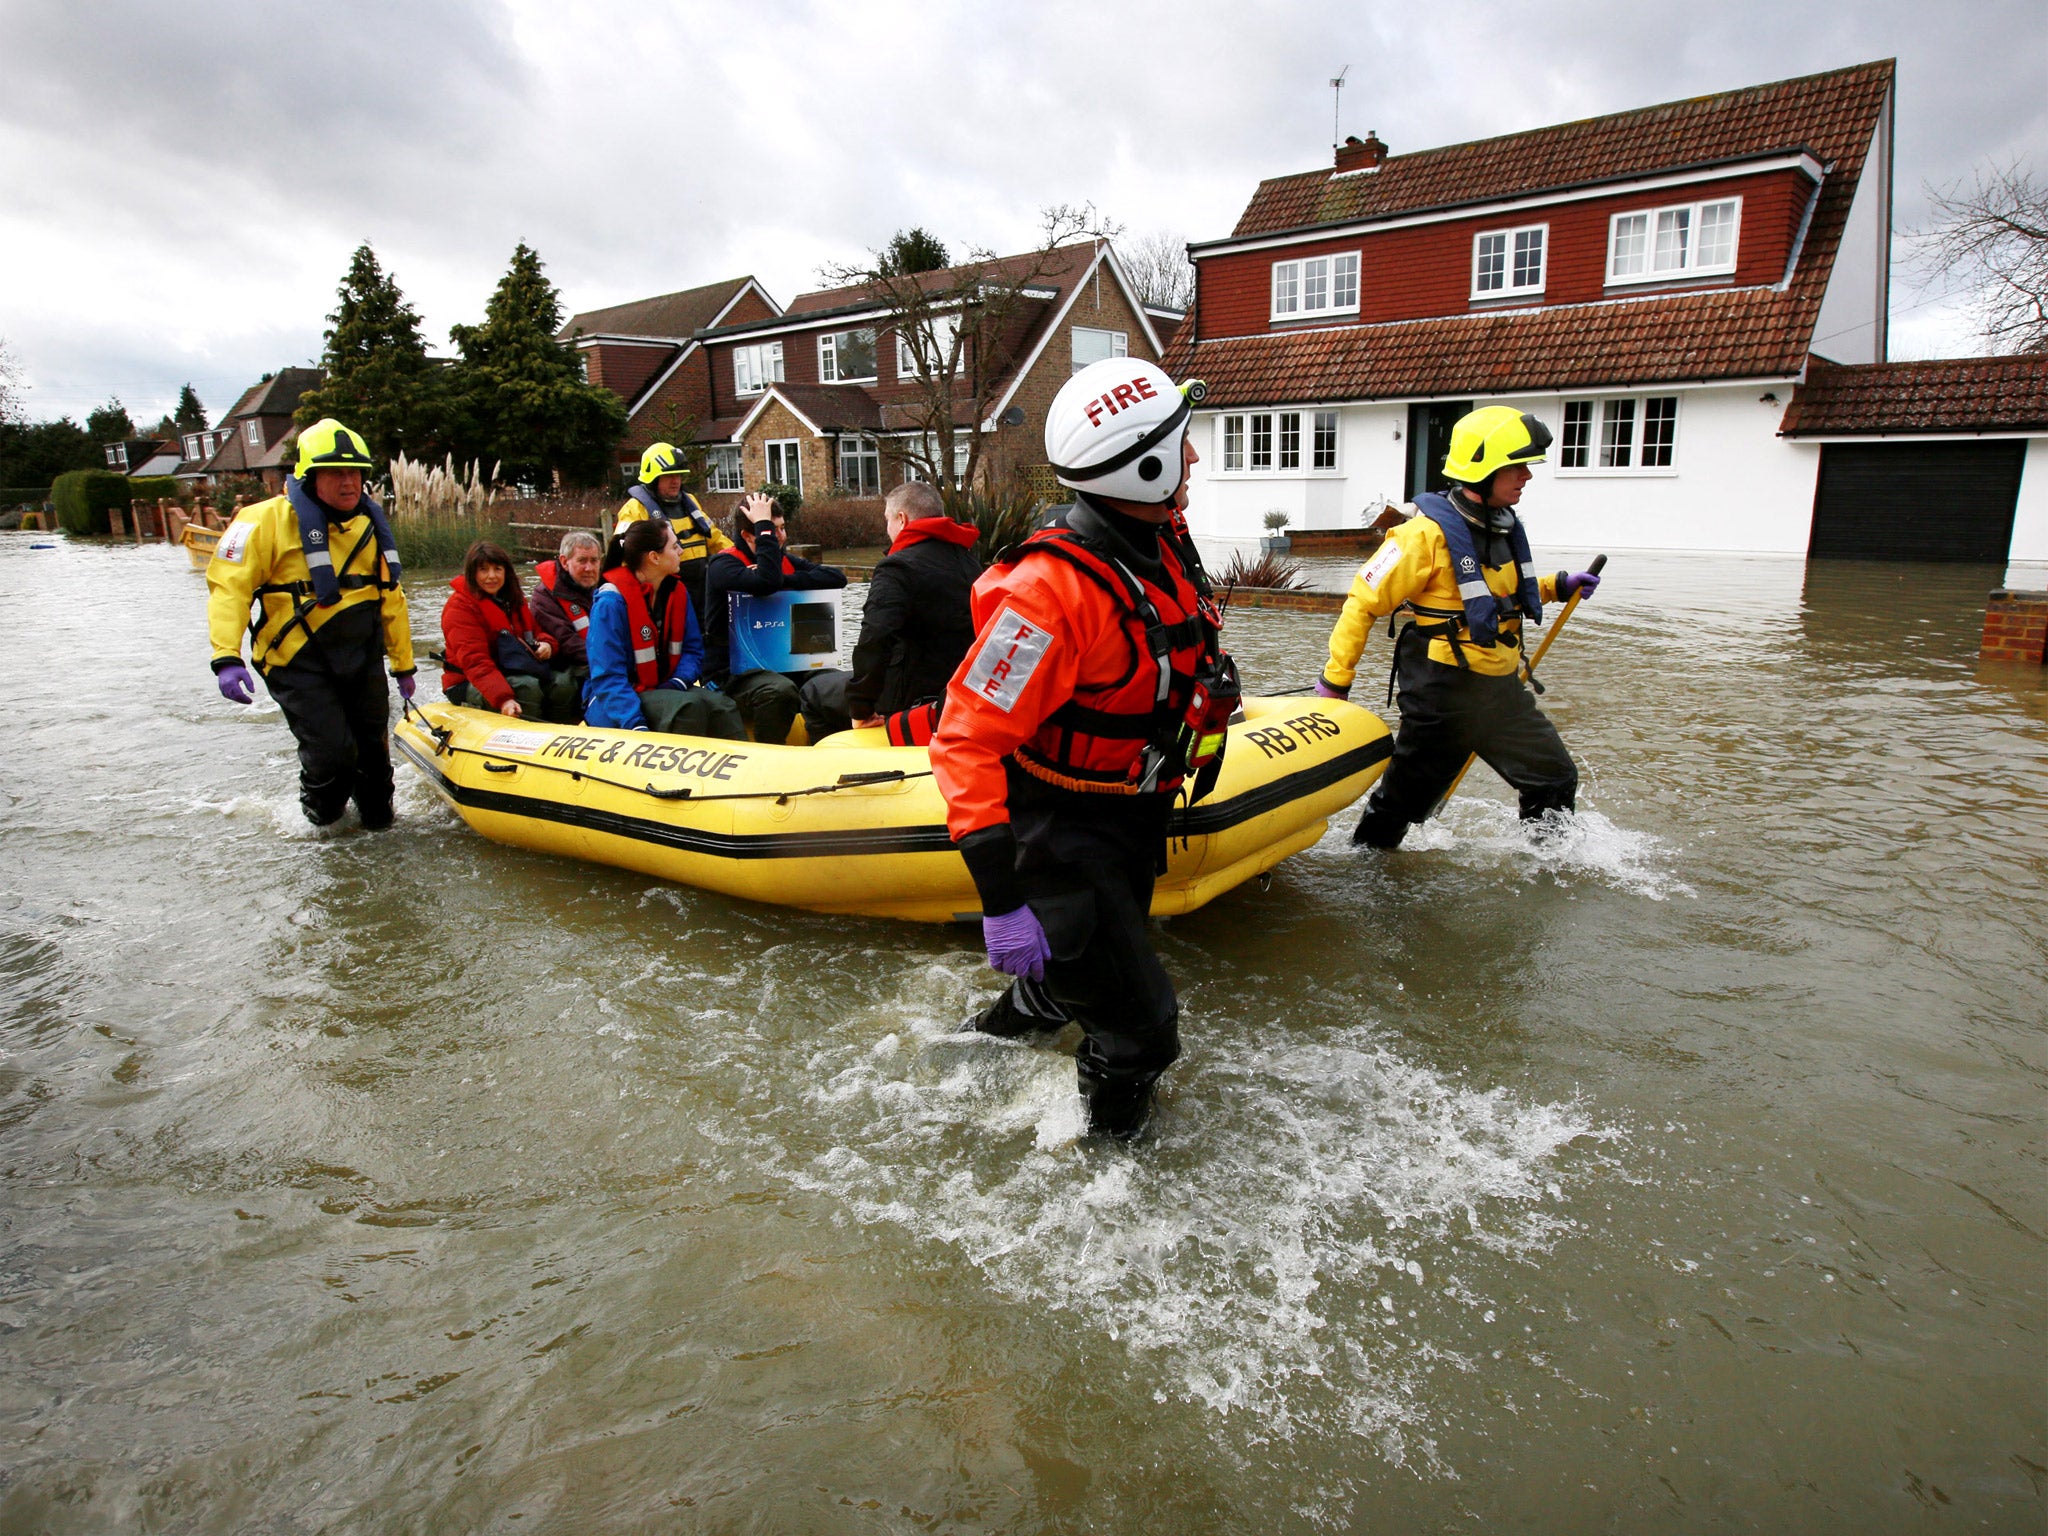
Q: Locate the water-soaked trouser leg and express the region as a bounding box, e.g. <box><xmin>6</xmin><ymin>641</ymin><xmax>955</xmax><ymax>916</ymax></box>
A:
<box><xmin>724</xmin><ymin>669</ymin><xmax>801</xmax><ymax>744</ymax></box>
<box><xmin>1027</xmin><ymin>855</ymin><xmax>1180</xmax><ymax>1104</ymax></box>
<box><xmin>265</xmin><ymin>659</ymin><xmax>389</xmax><ymax>827</ymax></box>
<box><xmin>968</xmin><ymin>974</ymin><xmax>1070</xmax><ymax>1037</ymax></box>
<box><xmin>639</xmin><ymin>684</ymin><xmax>748</xmax><ymax>740</ymax></box>
<box><xmin>1353</xmin><ymin>651</ymin><xmax>1472</xmax><ymax>847</ymax></box>
<box><xmin>1469</xmin><ymin>674</ymin><xmax>1577</xmax><ymax>820</ymax></box>
<box><xmin>796</xmin><ymin>669</ymin><xmax>853</xmax><ymax>743</ymax></box>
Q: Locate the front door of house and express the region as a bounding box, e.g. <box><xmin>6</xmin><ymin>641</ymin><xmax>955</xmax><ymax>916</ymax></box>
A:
<box><xmin>1405</xmin><ymin>401</ymin><xmax>1473</xmax><ymax>501</ymax></box>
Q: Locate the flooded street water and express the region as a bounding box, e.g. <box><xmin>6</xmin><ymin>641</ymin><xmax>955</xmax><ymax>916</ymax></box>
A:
<box><xmin>1</xmin><ymin>532</ymin><xmax>2042</xmax><ymax>1533</ymax></box>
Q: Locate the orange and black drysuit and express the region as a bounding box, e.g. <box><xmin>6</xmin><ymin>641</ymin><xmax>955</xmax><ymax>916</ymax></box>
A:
<box><xmin>930</xmin><ymin>497</ymin><xmax>1226</xmax><ymax>1108</ymax></box>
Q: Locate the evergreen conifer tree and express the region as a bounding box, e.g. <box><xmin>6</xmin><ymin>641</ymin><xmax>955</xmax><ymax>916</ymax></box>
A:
<box><xmin>294</xmin><ymin>243</ymin><xmax>445</xmax><ymax>461</ymax></box>
<box><xmin>174</xmin><ymin>384</ymin><xmax>207</xmax><ymax>432</ymax></box>
<box><xmin>447</xmin><ymin>241</ymin><xmax>626</xmax><ymax>489</ymax></box>
<box><xmin>86</xmin><ymin>398</ymin><xmax>135</xmax><ymax>442</ymax></box>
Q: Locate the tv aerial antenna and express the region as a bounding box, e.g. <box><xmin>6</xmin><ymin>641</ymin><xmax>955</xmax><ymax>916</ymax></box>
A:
<box><xmin>1330</xmin><ymin>65</ymin><xmax>1349</xmax><ymax>149</ymax></box>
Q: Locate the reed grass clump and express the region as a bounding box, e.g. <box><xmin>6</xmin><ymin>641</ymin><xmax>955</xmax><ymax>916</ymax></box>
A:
<box><xmin>379</xmin><ymin>453</ymin><xmax>511</xmax><ymax>569</ymax></box>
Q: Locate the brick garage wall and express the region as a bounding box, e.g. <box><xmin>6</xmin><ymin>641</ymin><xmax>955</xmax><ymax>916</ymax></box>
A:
<box><xmin>995</xmin><ymin>256</ymin><xmax>1168</xmax><ymax>482</ymax></box>
<box><xmin>1981</xmin><ymin>589</ymin><xmax>2048</xmax><ymax>663</ymax></box>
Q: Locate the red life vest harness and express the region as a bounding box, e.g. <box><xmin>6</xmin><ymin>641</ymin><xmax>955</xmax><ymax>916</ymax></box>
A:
<box><xmin>1006</xmin><ymin>528</ymin><xmax>1236</xmax><ymax>798</ymax></box>
<box><xmin>536</xmin><ymin>559</ymin><xmax>591</xmax><ymax>637</ymax></box>
<box><xmin>602</xmin><ymin>567</ymin><xmax>695</xmax><ymax>692</ymax></box>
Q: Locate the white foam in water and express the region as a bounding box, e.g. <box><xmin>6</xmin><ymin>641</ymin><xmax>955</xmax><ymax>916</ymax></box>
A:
<box><xmin>1402</xmin><ymin>799</ymin><xmax>1693</xmax><ymax>900</ymax></box>
<box><xmin>761</xmin><ymin>963</ymin><xmax>1618</xmax><ymax>1470</ymax></box>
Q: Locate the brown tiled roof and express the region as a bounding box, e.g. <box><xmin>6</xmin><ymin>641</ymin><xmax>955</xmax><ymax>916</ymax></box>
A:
<box><xmin>781</xmin><ymin>241</ymin><xmax>1100</xmax><ymax>317</ymax></box>
<box><xmin>245</xmin><ymin>367</ymin><xmax>323</xmax><ymax>417</ymax></box>
<box><xmin>1779</xmin><ymin>355</ymin><xmax>2048</xmax><ymax>435</ymax></box>
<box><xmin>1172</xmin><ymin>288</ymin><xmax>1824</xmax><ymax>403</ymax></box>
<box><xmin>1230</xmin><ymin>60</ymin><xmax>1893</xmax><ymax>238</ymax></box>
<box><xmin>561</xmin><ymin>277</ymin><xmax>760</xmax><ymax>341</ymax></box>
<box><xmin>1171</xmin><ymin>61</ymin><xmax>1893</xmax><ymax>402</ymax></box>
<box><xmin>764</xmin><ymin>384</ymin><xmax>886</xmax><ymax>433</ymax></box>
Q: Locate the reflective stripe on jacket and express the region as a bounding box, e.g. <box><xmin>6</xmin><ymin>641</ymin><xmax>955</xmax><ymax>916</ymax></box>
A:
<box><xmin>1322</xmin><ymin>513</ymin><xmax>1561</xmax><ymax>685</ymax></box>
<box><xmin>930</xmin><ymin>515</ymin><xmax>1208</xmax><ymax>844</ymax></box>
<box><xmin>205</xmin><ymin>493</ymin><xmax>414</xmax><ymax>675</ymax></box>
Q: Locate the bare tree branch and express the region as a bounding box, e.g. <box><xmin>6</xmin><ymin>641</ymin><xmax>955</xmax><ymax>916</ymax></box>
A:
<box><xmin>1119</xmin><ymin>230</ymin><xmax>1195</xmax><ymax>312</ymax></box>
<box><xmin>1908</xmin><ymin>157</ymin><xmax>2048</xmax><ymax>354</ymax></box>
<box><xmin>816</xmin><ymin>204</ymin><xmax>1117</xmax><ymax>511</ymax></box>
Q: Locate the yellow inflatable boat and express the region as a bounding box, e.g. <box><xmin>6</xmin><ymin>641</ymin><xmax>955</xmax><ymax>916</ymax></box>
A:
<box><xmin>394</xmin><ymin>697</ymin><xmax>1390</xmax><ymax>923</ymax></box>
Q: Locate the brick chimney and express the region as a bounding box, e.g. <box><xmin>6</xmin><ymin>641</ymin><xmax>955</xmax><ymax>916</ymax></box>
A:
<box><xmin>1334</xmin><ymin>130</ymin><xmax>1388</xmax><ymax>174</ymax></box>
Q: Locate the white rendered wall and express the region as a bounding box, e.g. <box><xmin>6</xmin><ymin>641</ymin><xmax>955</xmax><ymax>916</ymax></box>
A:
<box><xmin>1185</xmin><ymin>386</ymin><xmax>1822</xmax><ymax>556</ymax></box>
<box><xmin>2007</xmin><ymin>438</ymin><xmax>2048</xmax><ymax>577</ymax></box>
<box><xmin>1811</xmin><ymin>111</ymin><xmax>1890</xmax><ymax>365</ymax></box>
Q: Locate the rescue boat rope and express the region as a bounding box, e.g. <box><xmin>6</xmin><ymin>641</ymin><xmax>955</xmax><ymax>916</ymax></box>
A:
<box><xmin>401</xmin><ymin>698</ymin><xmax>929</xmax><ymax>805</ymax></box>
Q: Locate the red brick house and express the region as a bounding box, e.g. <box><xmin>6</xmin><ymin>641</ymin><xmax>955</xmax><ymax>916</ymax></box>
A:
<box><xmin>1165</xmin><ymin>60</ymin><xmax>2047</xmax><ymax>567</ymax></box>
<box><xmin>196</xmin><ymin>367</ymin><xmax>325</xmax><ymax>492</ymax></box>
<box><xmin>667</xmin><ymin>239</ymin><xmax>1173</xmax><ymax>515</ymax></box>
<box><xmin>558</xmin><ymin>276</ymin><xmax>782</xmax><ymax>492</ymax></box>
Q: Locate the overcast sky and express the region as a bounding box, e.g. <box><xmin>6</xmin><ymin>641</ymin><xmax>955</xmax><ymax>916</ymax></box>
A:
<box><xmin>1</xmin><ymin>0</ymin><xmax>2041</xmax><ymax>428</ymax></box>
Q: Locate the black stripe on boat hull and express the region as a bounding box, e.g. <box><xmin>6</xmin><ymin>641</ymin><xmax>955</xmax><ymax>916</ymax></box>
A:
<box><xmin>396</xmin><ymin>734</ymin><xmax>1390</xmax><ymax>862</ymax></box>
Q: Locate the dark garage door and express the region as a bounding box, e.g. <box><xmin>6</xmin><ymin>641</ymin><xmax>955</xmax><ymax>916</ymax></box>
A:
<box><xmin>1809</xmin><ymin>440</ymin><xmax>2027</xmax><ymax>561</ymax></box>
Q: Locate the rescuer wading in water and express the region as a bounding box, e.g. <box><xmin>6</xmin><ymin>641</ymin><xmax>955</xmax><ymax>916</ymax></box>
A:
<box><xmin>1315</xmin><ymin>405</ymin><xmax>1601</xmax><ymax>848</ymax></box>
<box><xmin>930</xmin><ymin>358</ymin><xmax>1237</xmax><ymax>1141</ymax></box>
<box><xmin>204</xmin><ymin>418</ymin><xmax>416</xmax><ymax>828</ymax></box>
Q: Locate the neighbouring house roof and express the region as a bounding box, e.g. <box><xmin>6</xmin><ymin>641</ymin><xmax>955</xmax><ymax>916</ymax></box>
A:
<box><xmin>560</xmin><ymin>277</ymin><xmax>767</xmax><ymax>342</ymax></box>
<box><xmin>1169</xmin><ymin>61</ymin><xmax>1894</xmax><ymax>405</ymax></box>
<box><xmin>241</xmin><ymin>367</ymin><xmax>324</xmax><ymax>418</ymax></box>
<box><xmin>130</xmin><ymin>450</ymin><xmax>183</xmax><ymax>477</ymax></box>
<box><xmin>1778</xmin><ymin>354</ymin><xmax>2048</xmax><ymax>436</ymax></box>
<box><xmin>1228</xmin><ymin>60</ymin><xmax>1894</xmax><ymax>241</ymax></box>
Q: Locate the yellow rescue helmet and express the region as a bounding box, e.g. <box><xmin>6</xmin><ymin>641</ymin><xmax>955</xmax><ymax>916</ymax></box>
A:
<box><xmin>638</xmin><ymin>442</ymin><xmax>687</xmax><ymax>484</ymax></box>
<box><xmin>1443</xmin><ymin>406</ymin><xmax>1552</xmax><ymax>484</ymax></box>
<box><xmin>294</xmin><ymin>418</ymin><xmax>375</xmax><ymax>478</ymax></box>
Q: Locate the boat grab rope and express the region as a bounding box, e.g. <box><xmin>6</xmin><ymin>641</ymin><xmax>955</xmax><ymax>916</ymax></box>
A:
<box><xmin>401</xmin><ymin>697</ymin><xmax>930</xmax><ymax>805</ymax></box>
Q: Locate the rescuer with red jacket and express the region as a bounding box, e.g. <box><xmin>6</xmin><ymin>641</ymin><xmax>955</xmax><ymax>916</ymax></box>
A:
<box><xmin>929</xmin><ymin>358</ymin><xmax>1233</xmax><ymax>1141</ymax></box>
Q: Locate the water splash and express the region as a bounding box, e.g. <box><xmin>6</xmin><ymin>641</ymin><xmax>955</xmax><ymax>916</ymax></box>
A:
<box><xmin>1402</xmin><ymin>799</ymin><xmax>1694</xmax><ymax>900</ymax></box>
<box><xmin>759</xmin><ymin>962</ymin><xmax>1617</xmax><ymax>1468</ymax></box>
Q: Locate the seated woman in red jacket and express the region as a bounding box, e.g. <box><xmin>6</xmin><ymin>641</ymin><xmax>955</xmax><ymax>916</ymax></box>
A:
<box><xmin>439</xmin><ymin>541</ymin><xmax>583</xmax><ymax>722</ymax></box>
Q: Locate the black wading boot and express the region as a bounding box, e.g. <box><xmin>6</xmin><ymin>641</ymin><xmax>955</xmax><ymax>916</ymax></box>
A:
<box><xmin>1352</xmin><ymin>793</ymin><xmax>1409</xmax><ymax>850</ymax></box>
<box><xmin>1081</xmin><ymin>1076</ymin><xmax>1156</xmax><ymax>1142</ymax></box>
<box><xmin>967</xmin><ymin>978</ymin><xmax>1069</xmax><ymax>1038</ymax></box>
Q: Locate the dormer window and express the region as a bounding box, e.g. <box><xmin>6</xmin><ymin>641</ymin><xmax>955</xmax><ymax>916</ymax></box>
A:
<box><xmin>244</xmin><ymin>419</ymin><xmax>262</xmax><ymax>447</ymax></box>
<box><xmin>1472</xmin><ymin>224</ymin><xmax>1546</xmax><ymax>299</ymax></box>
<box><xmin>1270</xmin><ymin>252</ymin><xmax>1360</xmax><ymax>321</ymax></box>
<box><xmin>1607</xmin><ymin>197</ymin><xmax>1741</xmax><ymax>284</ymax></box>
<box><xmin>818</xmin><ymin>328</ymin><xmax>877</xmax><ymax>384</ymax></box>
<box><xmin>734</xmin><ymin>341</ymin><xmax>784</xmax><ymax>396</ymax></box>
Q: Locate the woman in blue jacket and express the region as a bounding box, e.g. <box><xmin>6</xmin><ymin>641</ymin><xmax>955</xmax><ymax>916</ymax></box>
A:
<box><xmin>584</xmin><ymin>518</ymin><xmax>746</xmax><ymax>738</ymax></box>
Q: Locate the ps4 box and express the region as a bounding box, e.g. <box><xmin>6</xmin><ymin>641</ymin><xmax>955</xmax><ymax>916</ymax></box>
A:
<box><xmin>726</xmin><ymin>588</ymin><xmax>842</xmax><ymax>674</ymax></box>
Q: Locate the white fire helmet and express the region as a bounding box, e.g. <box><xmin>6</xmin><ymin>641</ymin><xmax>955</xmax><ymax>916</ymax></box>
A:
<box><xmin>1044</xmin><ymin>357</ymin><xmax>1206</xmax><ymax>505</ymax></box>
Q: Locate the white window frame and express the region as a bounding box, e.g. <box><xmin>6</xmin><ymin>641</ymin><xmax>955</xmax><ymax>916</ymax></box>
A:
<box><xmin>707</xmin><ymin>445</ymin><xmax>744</xmax><ymax>493</ymax></box>
<box><xmin>1606</xmin><ymin>197</ymin><xmax>1741</xmax><ymax>285</ymax></box>
<box><xmin>901</xmin><ymin>433</ymin><xmax>970</xmax><ymax>489</ymax></box>
<box><xmin>1269</xmin><ymin>251</ymin><xmax>1361</xmax><ymax>322</ymax></box>
<box><xmin>733</xmin><ymin>340</ymin><xmax>785</xmax><ymax>396</ymax></box>
<box><xmin>818</xmin><ymin>328</ymin><xmax>878</xmax><ymax>385</ymax></box>
<box><xmin>1471</xmin><ymin>222</ymin><xmax>1548</xmax><ymax>300</ymax></box>
<box><xmin>836</xmin><ymin>435</ymin><xmax>881</xmax><ymax>496</ymax></box>
<box><xmin>1215</xmin><ymin>410</ymin><xmax>1344</xmax><ymax>477</ymax></box>
<box><xmin>1070</xmin><ymin>326</ymin><xmax>1128</xmax><ymax>374</ymax></box>
<box><xmin>895</xmin><ymin>313</ymin><xmax>960</xmax><ymax>378</ymax></box>
<box><xmin>1311</xmin><ymin>409</ymin><xmax>1339</xmax><ymax>471</ymax></box>
<box><xmin>244</xmin><ymin>419</ymin><xmax>261</xmax><ymax>446</ymax></box>
<box><xmin>1555</xmin><ymin>394</ymin><xmax>1681</xmax><ymax>475</ymax></box>
<box><xmin>764</xmin><ymin>438</ymin><xmax>802</xmax><ymax>491</ymax></box>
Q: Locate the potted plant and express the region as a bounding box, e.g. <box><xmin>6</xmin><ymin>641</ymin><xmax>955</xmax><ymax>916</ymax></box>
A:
<box><xmin>1259</xmin><ymin>509</ymin><xmax>1291</xmax><ymax>555</ymax></box>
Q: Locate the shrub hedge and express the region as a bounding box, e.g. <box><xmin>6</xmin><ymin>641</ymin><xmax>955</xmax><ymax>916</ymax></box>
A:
<box><xmin>0</xmin><ymin>487</ymin><xmax>55</xmax><ymax>509</ymax></box>
<box><xmin>128</xmin><ymin>476</ymin><xmax>182</xmax><ymax>503</ymax></box>
<box><xmin>51</xmin><ymin>469</ymin><xmax>133</xmax><ymax>535</ymax></box>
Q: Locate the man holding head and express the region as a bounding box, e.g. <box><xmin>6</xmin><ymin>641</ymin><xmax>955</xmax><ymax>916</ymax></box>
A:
<box><xmin>204</xmin><ymin>418</ymin><xmax>416</xmax><ymax>829</ymax></box>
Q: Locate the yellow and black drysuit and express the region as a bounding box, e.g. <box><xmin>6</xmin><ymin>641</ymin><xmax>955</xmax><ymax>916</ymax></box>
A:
<box><xmin>206</xmin><ymin>480</ymin><xmax>415</xmax><ymax>827</ymax></box>
<box><xmin>1321</xmin><ymin>490</ymin><xmax>1575</xmax><ymax>846</ymax></box>
<box><xmin>614</xmin><ymin>485</ymin><xmax>733</xmax><ymax>622</ymax></box>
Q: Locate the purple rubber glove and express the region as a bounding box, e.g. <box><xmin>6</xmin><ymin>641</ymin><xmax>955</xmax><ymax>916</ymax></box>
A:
<box><xmin>982</xmin><ymin>905</ymin><xmax>1050</xmax><ymax>982</ymax></box>
<box><xmin>395</xmin><ymin>672</ymin><xmax>417</xmax><ymax>701</ymax></box>
<box><xmin>1561</xmin><ymin>571</ymin><xmax>1601</xmax><ymax>600</ymax></box>
<box><xmin>216</xmin><ymin>662</ymin><xmax>254</xmax><ymax>704</ymax></box>
<box><xmin>1313</xmin><ymin>677</ymin><xmax>1349</xmax><ymax>700</ymax></box>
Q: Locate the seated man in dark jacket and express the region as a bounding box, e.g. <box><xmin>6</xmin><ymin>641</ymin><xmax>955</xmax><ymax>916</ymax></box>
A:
<box><xmin>841</xmin><ymin>481</ymin><xmax>980</xmax><ymax>741</ymax></box>
<box><xmin>704</xmin><ymin>493</ymin><xmax>851</xmax><ymax>744</ymax></box>
<box><xmin>530</xmin><ymin>529</ymin><xmax>602</xmax><ymax>679</ymax></box>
